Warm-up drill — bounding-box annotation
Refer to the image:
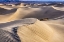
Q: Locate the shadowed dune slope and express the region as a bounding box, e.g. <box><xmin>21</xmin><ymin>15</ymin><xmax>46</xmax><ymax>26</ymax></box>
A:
<box><xmin>0</xmin><ymin>18</ymin><xmax>37</xmax><ymax>42</ymax></box>
<box><xmin>0</xmin><ymin>8</ymin><xmax>17</xmax><ymax>15</ymax></box>
<box><xmin>0</xmin><ymin>29</ymin><xmax>21</xmax><ymax>42</ymax></box>
<box><xmin>0</xmin><ymin>8</ymin><xmax>17</xmax><ymax>23</ymax></box>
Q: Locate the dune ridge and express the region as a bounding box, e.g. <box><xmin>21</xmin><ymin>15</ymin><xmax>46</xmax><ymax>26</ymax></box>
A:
<box><xmin>0</xmin><ymin>6</ymin><xmax>64</xmax><ymax>23</ymax></box>
<box><xmin>17</xmin><ymin>19</ymin><xmax>64</xmax><ymax>42</ymax></box>
<box><xmin>0</xmin><ymin>5</ymin><xmax>64</xmax><ymax>42</ymax></box>
<box><xmin>0</xmin><ymin>18</ymin><xmax>37</xmax><ymax>42</ymax></box>
<box><xmin>52</xmin><ymin>6</ymin><xmax>64</xmax><ymax>11</ymax></box>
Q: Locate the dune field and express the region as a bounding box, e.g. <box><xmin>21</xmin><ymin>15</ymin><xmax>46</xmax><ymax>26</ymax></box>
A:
<box><xmin>0</xmin><ymin>3</ymin><xmax>64</xmax><ymax>42</ymax></box>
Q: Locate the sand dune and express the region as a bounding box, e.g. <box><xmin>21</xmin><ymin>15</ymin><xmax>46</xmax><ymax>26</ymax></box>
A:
<box><xmin>17</xmin><ymin>19</ymin><xmax>54</xmax><ymax>42</ymax></box>
<box><xmin>17</xmin><ymin>19</ymin><xmax>64</xmax><ymax>42</ymax></box>
<box><xmin>0</xmin><ymin>4</ymin><xmax>64</xmax><ymax>42</ymax></box>
<box><xmin>52</xmin><ymin>6</ymin><xmax>64</xmax><ymax>11</ymax></box>
<box><xmin>0</xmin><ymin>5</ymin><xmax>14</xmax><ymax>10</ymax></box>
<box><xmin>0</xmin><ymin>18</ymin><xmax>36</xmax><ymax>42</ymax></box>
<box><xmin>0</xmin><ymin>18</ymin><xmax>64</xmax><ymax>42</ymax></box>
<box><xmin>0</xmin><ymin>6</ymin><xmax>64</xmax><ymax>22</ymax></box>
<box><xmin>7</xmin><ymin>6</ymin><xmax>64</xmax><ymax>21</ymax></box>
<box><xmin>10</xmin><ymin>6</ymin><xmax>64</xmax><ymax>19</ymax></box>
<box><xmin>0</xmin><ymin>8</ymin><xmax>16</xmax><ymax>15</ymax></box>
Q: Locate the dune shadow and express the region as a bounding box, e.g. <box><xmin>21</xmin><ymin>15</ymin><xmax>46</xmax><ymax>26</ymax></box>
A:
<box><xmin>0</xmin><ymin>28</ymin><xmax>21</xmax><ymax>42</ymax></box>
<box><xmin>0</xmin><ymin>8</ymin><xmax>17</xmax><ymax>15</ymax></box>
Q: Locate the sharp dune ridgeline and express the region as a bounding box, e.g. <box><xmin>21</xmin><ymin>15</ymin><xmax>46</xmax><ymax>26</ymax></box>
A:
<box><xmin>0</xmin><ymin>18</ymin><xmax>36</xmax><ymax>42</ymax></box>
<box><xmin>17</xmin><ymin>19</ymin><xmax>64</xmax><ymax>42</ymax></box>
<box><xmin>17</xmin><ymin>19</ymin><xmax>55</xmax><ymax>42</ymax></box>
<box><xmin>0</xmin><ymin>4</ymin><xmax>64</xmax><ymax>42</ymax></box>
<box><xmin>1</xmin><ymin>6</ymin><xmax>64</xmax><ymax>22</ymax></box>
<box><xmin>52</xmin><ymin>6</ymin><xmax>64</xmax><ymax>11</ymax></box>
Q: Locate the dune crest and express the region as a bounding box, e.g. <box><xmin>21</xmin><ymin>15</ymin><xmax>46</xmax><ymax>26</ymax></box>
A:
<box><xmin>52</xmin><ymin>6</ymin><xmax>64</xmax><ymax>11</ymax></box>
<box><xmin>17</xmin><ymin>19</ymin><xmax>62</xmax><ymax>42</ymax></box>
<box><xmin>0</xmin><ymin>5</ymin><xmax>64</xmax><ymax>42</ymax></box>
<box><xmin>0</xmin><ymin>6</ymin><xmax>64</xmax><ymax>23</ymax></box>
<box><xmin>0</xmin><ymin>18</ymin><xmax>37</xmax><ymax>42</ymax></box>
<box><xmin>8</xmin><ymin>8</ymin><xmax>41</xmax><ymax>21</ymax></box>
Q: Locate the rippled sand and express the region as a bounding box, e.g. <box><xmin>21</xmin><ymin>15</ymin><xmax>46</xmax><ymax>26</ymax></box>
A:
<box><xmin>0</xmin><ymin>4</ymin><xmax>64</xmax><ymax>42</ymax></box>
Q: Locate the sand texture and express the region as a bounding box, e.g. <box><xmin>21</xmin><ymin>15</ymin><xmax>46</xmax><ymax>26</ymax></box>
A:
<box><xmin>0</xmin><ymin>4</ymin><xmax>64</xmax><ymax>42</ymax></box>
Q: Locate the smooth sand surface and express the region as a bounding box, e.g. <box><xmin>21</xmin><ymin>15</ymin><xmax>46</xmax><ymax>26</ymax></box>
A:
<box><xmin>52</xmin><ymin>6</ymin><xmax>64</xmax><ymax>11</ymax></box>
<box><xmin>0</xmin><ymin>4</ymin><xmax>64</xmax><ymax>42</ymax></box>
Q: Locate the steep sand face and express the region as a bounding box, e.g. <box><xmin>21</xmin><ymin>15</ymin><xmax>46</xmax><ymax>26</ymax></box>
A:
<box><xmin>17</xmin><ymin>19</ymin><xmax>56</xmax><ymax>42</ymax></box>
<box><xmin>0</xmin><ymin>8</ymin><xmax>17</xmax><ymax>23</ymax></box>
<box><xmin>8</xmin><ymin>8</ymin><xmax>41</xmax><ymax>21</ymax></box>
<box><xmin>17</xmin><ymin>19</ymin><xmax>64</xmax><ymax>42</ymax></box>
<box><xmin>43</xmin><ymin>17</ymin><xmax>64</xmax><ymax>42</ymax></box>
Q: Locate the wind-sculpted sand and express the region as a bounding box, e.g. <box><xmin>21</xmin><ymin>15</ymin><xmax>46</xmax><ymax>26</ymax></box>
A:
<box><xmin>0</xmin><ymin>18</ymin><xmax>36</xmax><ymax>42</ymax></box>
<box><xmin>0</xmin><ymin>6</ymin><xmax>64</xmax><ymax>22</ymax></box>
<box><xmin>0</xmin><ymin>5</ymin><xmax>64</xmax><ymax>42</ymax></box>
<box><xmin>0</xmin><ymin>18</ymin><xmax>64</xmax><ymax>42</ymax></box>
<box><xmin>52</xmin><ymin>6</ymin><xmax>64</xmax><ymax>11</ymax></box>
<box><xmin>17</xmin><ymin>19</ymin><xmax>54</xmax><ymax>42</ymax></box>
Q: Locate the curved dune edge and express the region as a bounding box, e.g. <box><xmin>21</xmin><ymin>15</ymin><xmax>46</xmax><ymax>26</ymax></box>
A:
<box><xmin>0</xmin><ymin>6</ymin><xmax>64</xmax><ymax>23</ymax></box>
<box><xmin>17</xmin><ymin>19</ymin><xmax>59</xmax><ymax>42</ymax></box>
<box><xmin>0</xmin><ymin>5</ymin><xmax>64</xmax><ymax>42</ymax></box>
<box><xmin>52</xmin><ymin>6</ymin><xmax>64</xmax><ymax>11</ymax></box>
<box><xmin>0</xmin><ymin>18</ymin><xmax>37</xmax><ymax>42</ymax></box>
<box><xmin>0</xmin><ymin>18</ymin><xmax>37</xmax><ymax>33</ymax></box>
<box><xmin>0</xmin><ymin>18</ymin><xmax>63</xmax><ymax>42</ymax></box>
<box><xmin>7</xmin><ymin>8</ymin><xmax>41</xmax><ymax>21</ymax></box>
<box><xmin>0</xmin><ymin>7</ymin><xmax>41</xmax><ymax>23</ymax></box>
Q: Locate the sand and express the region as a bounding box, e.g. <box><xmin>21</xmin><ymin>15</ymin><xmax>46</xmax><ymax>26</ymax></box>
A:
<box><xmin>0</xmin><ymin>4</ymin><xmax>64</xmax><ymax>42</ymax></box>
<box><xmin>52</xmin><ymin>6</ymin><xmax>64</xmax><ymax>11</ymax></box>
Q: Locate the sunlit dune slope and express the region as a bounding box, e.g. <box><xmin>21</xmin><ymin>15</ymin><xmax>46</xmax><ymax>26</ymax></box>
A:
<box><xmin>52</xmin><ymin>6</ymin><xmax>64</xmax><ymax>11</ymax></box>
<box><xmin>17</xmin><ymin>19</ymin><xmax>64</xmax><ymax>42</ymax></box>
<box><xmin>8</xmin><ymin>7</ymin><xmax>41</xmax><ymax>21</ymax></box>
<box><xmin>0</xmin><ymin>8</ymin><xmax>17</xmax><ymax>23</ymax></box>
